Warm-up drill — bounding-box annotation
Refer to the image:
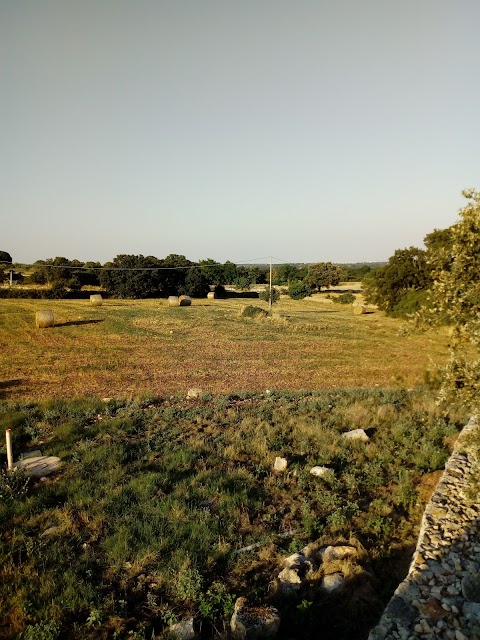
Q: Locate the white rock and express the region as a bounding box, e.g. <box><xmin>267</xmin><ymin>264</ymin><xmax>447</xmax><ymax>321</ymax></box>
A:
<box><xmin>320</xmin><ymin>545</ymin><xmax>358</xmax><ymax>563</ymax></box>
<box><xmin>274</xmin><ymin>457</ymin><xmax>288</xmax><ymax>472</ymax></box>
<box><xmin>277</xmin><ymin>567</ymin><xmax>303</xmax><ymax>592</ymax></box>
<box><xmin>231</xmin><ymin>597</ymin><xmax>280</xmax><ymax>639</ymax></box>
<box><xmin>186</xmin><ymin>388</ymin><xmax>202</xmax><ymax>399</ymax></box>
<box><xmin>341</xmin><ymin>429</ymin><xmax>370</xmax><ymax>442</ymax></box>
<box><xmin>321</xmin><ymin>572</ymin><xmax>345</xmax><ymax>593</ymax></box>
<box><xmin>310</xmin><ymin>466</ymin><xmax>334</xmax><ymax>478</ymax></box>
<box><xmin>283</xmin><ymin>553</ymin><xmax>303</xmax><ymax>568</ymax></box>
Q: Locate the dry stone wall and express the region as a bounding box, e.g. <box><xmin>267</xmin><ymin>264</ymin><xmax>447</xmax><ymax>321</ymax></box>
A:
<box><xmin>368</xmin><ymin>417</ymin><xmax>480</xmax><ymax>640</ymax></box>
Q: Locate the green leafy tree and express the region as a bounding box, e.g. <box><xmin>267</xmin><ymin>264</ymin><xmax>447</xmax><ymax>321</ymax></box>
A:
<box><xmin>288</xmin><ymin>280</ymin><xmax>312</xmax><ymax>300</ymax></box>
<box><xmin>182</xmin><ymin>267</ymin><xmax>210</xmax><ymax>297</ymax></box>
<box><xmin>233</xmin><ymin>266</ymin><xmax>250</xmax><ymax>290</ymax></box>
<box><xmin>78</xmin><ymin>261</ymin><xmax>101</xmax><ymax>287</ymax></box>
<box><xmin>363</xmin><ymin>248</ymin><xmax>430</xmax><ymax>316</ymax></box>
<box><xmin>222</xmin><ymin>261</ymin><xmax>238</xmax><ymax>284</ymax></box>
<box><xmin>423</xmin><ymin>189</ymin><xmax>480</xmax><ymax>408</ymax></box>
<box><xmin>0</xmin><ymin>251</ymin><xmax>12</xmax><ymax>265</ymax></box>
<box><xmin>99</xmin><ymin>254</ymin><xmax>163</xmax><ymax>298</ymax></box>
<box><xmin>273</xmin><ymin>264</ymin><xmax>307</xmax><ymax>285</ymax></box>
<box><xmin>341</xmin><ymin>264</ymin><xmax>373</xmax><ymax>281</ymax></box>
<box><xmin>0</xmin><ymin>251</ymin><xmax>12</xmax><ymax>282</ymax></box>
<box><xmin>160</xmin><ymin>254</ymin><xmax>193</xmax><ymax>295</ymax></box>
<box><xmin>31</xmin><ymin>257</ymin><xmax>75</xmax><ymax>286</ymax></box>
<box><xmin>199</xmin><ymin>259</ymin><xmax>225</xmax><ymax>286</ymax></box>
<box><xmin>304</xmin><ymin>262</ymin><xmax>342</xmax><ymax>293</ymax></box>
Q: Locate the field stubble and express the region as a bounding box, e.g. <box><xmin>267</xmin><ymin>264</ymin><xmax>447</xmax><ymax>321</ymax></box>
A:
<box><xmin>0</xmin><ymin>296</ymin><xmax>448</xmax><ymax>401</ymax></box>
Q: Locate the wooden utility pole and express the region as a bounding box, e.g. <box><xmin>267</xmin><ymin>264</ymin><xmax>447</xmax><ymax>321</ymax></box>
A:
<box><xmin>6</xmin><ymin>429</ymin><xmax>13</xmax><ymax>470</ymax></box>
<box><xmin>269</xmin><ymin>257</ymin><xmax>272</xmax><ymax>314</ymax></box>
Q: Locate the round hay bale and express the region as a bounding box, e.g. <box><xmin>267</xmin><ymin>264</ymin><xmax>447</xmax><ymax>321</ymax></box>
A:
<box><xmin>179</xmin><ymin>295</ymin><xmax>192</xmax><ymax>307</ymax></box>
<box><xmin>168</xmin><ymin>296</ymin><xmax>180</xmax><ymax>307</ymax></box>
<box><xmin>90</xmin><ymin>294</ymin><xmax>103</xmax><ymax>306</ymax></box>
<box><xmin>207</xmin><ymin>291</ymin><xmax>216</xmax><ymax>300</ymax></box>
<box><xmin>353</xmin><ymin>305</ymin><xmax>367</xmax><ymax>315</ymax></box>
<box><xmin>35</xmin><ymin>310</ymin><xmax>54</xmax><ymax>328</ymax></box>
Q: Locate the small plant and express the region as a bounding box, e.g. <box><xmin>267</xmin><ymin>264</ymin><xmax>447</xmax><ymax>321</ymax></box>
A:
<box><xmin>86</xmin><ymin>607</ymin><xmax>103</xmax><ymax>627</ymax></box>
<box><xmin>172</xmin><ymin>562</ymin><xmax>202</xmax><ymax>603</ymax></box>
<box><xmin>0</xmin><ymin>468</ymin><xmax>29</xmax><ymax>503</ymax></box>
<box><xmin>198</xmin><ymin>582</ymin><xmax>236</xmax><ymax>623</ymax></box>
<box><xmin>20</xmin><ymin>621</ymin><xmax>60</xmax><ymax>640</ymax></box>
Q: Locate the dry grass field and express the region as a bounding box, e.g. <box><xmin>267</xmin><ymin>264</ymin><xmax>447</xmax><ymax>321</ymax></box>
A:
<box><xmin>0</xmin><ymin>294</ymin><xmax>448</xmax><ymax>401</ymax></box>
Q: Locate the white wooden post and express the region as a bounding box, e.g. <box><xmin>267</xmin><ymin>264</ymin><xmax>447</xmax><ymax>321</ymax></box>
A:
<box><xmin>6</xmin><ymin>429</ymin><xmax>13</xmax><ymax>470</ymax></box>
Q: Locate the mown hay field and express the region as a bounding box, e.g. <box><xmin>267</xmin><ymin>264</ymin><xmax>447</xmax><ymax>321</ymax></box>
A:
<box><xmin>0</xmin><ymin>295</ymin><xmax>448</xmax><ymax>401</ymax></box>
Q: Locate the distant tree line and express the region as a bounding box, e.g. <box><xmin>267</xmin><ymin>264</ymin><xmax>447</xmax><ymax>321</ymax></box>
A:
<box><xmin>1</xmin><ymin>251</ymin><xmax>355</xmax><ymax>300</ymax></box>
<box><xmin>1</xmin><ymin>254</ymin><xmax>272</xmax><ymax>299</ymax></box>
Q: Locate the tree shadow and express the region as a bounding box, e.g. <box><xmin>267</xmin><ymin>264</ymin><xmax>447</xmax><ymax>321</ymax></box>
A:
<box><xmin>0</xmin><ymin>379</ymin><xmax>23</xmax><ymax>399</ymax></box>
<box><xmin>55</xmin><ymin>319</ymin><xmax>105</xmax><ymax>327</ymax></box>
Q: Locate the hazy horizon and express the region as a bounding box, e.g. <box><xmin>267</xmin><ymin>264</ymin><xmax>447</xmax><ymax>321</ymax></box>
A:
<box><xmin>2</xmin><ymin>1</ymin><xmax>478</xmax><ymax>265</ymax></box>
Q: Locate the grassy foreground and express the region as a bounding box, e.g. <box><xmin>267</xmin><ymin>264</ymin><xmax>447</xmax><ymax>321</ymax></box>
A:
<box><xmin>0</xmin><ymin>296</ymin><xmax>448</xmax><ymax>401</ymax></box>
<box><xmin>0</xmin><ymin>389</ymin><xmax>465</xmax><ymax>640</ymax></box>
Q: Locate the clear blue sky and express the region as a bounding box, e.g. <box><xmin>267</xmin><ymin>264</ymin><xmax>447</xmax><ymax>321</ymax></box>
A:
<box><xmin>1</xmin><ymin>0</ymin><xmax>478</xmax><ymax>265</ymax></box>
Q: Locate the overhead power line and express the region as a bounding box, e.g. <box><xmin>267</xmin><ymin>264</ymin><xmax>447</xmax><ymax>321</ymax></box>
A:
<box><xmin>2</xmin><ymin>257</ymin><xmax>293</xmax><ymax>272</ymax></box>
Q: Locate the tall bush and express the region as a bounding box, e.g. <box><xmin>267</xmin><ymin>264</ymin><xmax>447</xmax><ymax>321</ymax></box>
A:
<box><xmin>423</xmin><ymin>189</ymin><xmax>480</xmax><ymax>409</ymax></box>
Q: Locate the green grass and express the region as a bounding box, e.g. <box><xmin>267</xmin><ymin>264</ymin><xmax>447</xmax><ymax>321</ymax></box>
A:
<box><xmin>0</xmin><ymin>296</ymin><xmax>449</xmax><ymax>400</ymax></box>
<box><xmin>0</xmin><ymin>389</ymin><xmax>466</xmax><ymax>639</ymax></box>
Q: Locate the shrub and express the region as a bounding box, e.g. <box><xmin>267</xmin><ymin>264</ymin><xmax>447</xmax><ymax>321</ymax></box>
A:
<box><xmin>213</xmin><ymin>284</ymin><xmax>226</xmax><ymax>297</ymax></box>
<box><xmin>288</xmin><ymin>280</ymin><xmax>312</xmax><ymax>300</ymax></box>
<box><xmin>258</xmin><ymin>287</ymin><xmax>280</xmax><ymax>304</ymax></box>
<box><xmin>333</xmin><ymin>293</ymin><xmax>356</xmax><ymax>304</ymax></box>
<box><xmin>240</xmin><ymin>305</ymin><xmax>268</xmax><ymax>318</ymax></box>
<box><xmin>391</xmin><ymin>289</ymin><xmax>429</xmax><ymax>317</ymax></box>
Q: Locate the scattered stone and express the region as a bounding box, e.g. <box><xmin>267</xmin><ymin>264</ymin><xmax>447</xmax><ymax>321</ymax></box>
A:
<box><xmin>463</xmin><ymin>601</ymin><xmax>480</xmax><ymax>623</ymax></box>
<box><xmin>168</xmin><ymin>618</ymin><xmax>196</xmax><ymax>640</ymax></box>
<box><xmin>186</xmin><ymin>388</ymin><xmax>202</xmax><ymax>399</ymax></box>
<box><xmin>320</xmin><ymin>545</ymin><xmax>358</xmax><ymax>563</ymax></box>
<box><xmin>462</xmin><ymin>574</ymin><xmax>480</xmax><ymax>602</ymax></box>
<box><xmin>13</xmin><ymin>455</ymin><xmax>61</xmax><ymax>479</ymax></box>
<box><xmin>102</xmin><ymin>397</ymin><xmax>112</xmax><ymax>402</ymax></box>
<box><xmin>321</xmin><ymin>572</ymin><xmax>345</xmax><ymax>593</ymax></box>
<box><xmin>277</xmin><ymin>552</ymin><xmax>317</xmax><ymax>593</ymax></box>
<box><xmin>421</xmin><ymin>597</ymin><xmax>448</xmax><ymax>622</ymax></box>
<box><xmin>277</xmin><ymin>567</ymin><xmax>303</xmax><ymax>592</ymax></box>
<box><xmin>273</xmin><ymin>457</ymin><xmax>288</xmax><ymax>472</ymax></box>
<box><xmin>309</xmin><ymin>466</ymin><xmax>334</xmax><ymax>479</ymax></box>
<box><xmin>341</xmin><ymin>429</ymin><xmax>370</xmax><ymax>442</ymax></box>
<box><xmin>40</xmin><ymin>526</ymin><xmax>62</xmax><ymax>538</ymax></box>
<box><xmin>283</xmin><ymin>553</ymin><xmax>315</xmax><ymax>569</ymax></box>
<box><xmin>230</xmin><ymin>597</ymin><xmax>280</xmax><ymax>639</ymax></box>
